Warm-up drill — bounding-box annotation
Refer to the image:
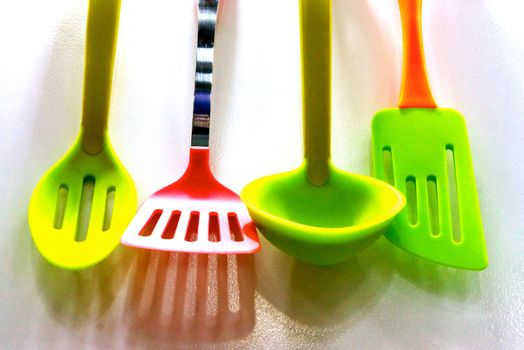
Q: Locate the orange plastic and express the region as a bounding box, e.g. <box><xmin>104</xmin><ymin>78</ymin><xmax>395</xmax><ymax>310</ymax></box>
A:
<box><xmin>398</xmin><ymin>0</ymin><xmax>437</xmax><ymax>108</ymax></box>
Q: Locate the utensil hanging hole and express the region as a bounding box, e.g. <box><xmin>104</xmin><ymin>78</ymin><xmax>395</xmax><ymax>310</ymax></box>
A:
<box><xmin>139</xmin><ymin>210</ymin><xmax>163</xmax><ymax>237</ymax></box>
<box><xmin>405</xmin><ymin>177</ymin><xmax>418</xmax><ymax>225</ymax></box>
<box><xmin>446</xmin><ymin>146</ymin><xmax>461</xmax><ymax>242</ymax></box>
<box><xmin>382</xmin><ymin>147</ymin><xmax>394</xmax><ymax>185</ymax></box>
<box><xmin>53</xmin><ymin>184</ymin><xmax>69</xmax><ymax>229</ymax></box>
<box><xmin>227</xmin><ymin>213</ymin><xmax>244</xmax><ymax>242</ymax></box>
<box><xmin>427</xmin><ymin>176</ymin><xmax>440</xmax><ymax>236</ymax></box>
<box><xmin>185</xmin><ymin>212</ymin><xmax>200</xmax><ymax>242</ymax></box>
<box><xmin>162</xmin><ymin>210</ymin><xmax>181</xmax><ymax>239</ymax></box>
<box><xmin>75</xmin><ymin>176</ymin><xmax>95</xmax><ymax>242</ymax></box>
<box><xmin>102</xmin><ymin>186</ymin><xmax>116</xmax><ymax>231</ymax></box>
<box><xmin>208</xmin><ymin>212</ymin><xmax>220</xmax><ymax>242</ymax></box>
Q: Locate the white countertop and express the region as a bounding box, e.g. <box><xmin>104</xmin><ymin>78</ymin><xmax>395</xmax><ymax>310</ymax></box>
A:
<box><xmin>1</xmin><ymin>0</ymin><xmax>523</xmax><ymax>348</ymax></box>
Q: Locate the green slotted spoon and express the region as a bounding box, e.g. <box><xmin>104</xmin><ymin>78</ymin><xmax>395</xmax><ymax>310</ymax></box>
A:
<box><xmin>240</xmin><ymin>0</ymin><xmax>404</xmax><ymax>265</ymax></box>
<box><xmin>371</xmin><ymin>0</ymin><xmax>487</xmax><ymax>270</ymax></box>
<box><xmin>28</xmin><ymin>0</ymin><xmax>137</xmax><ymax>270</ymax></box>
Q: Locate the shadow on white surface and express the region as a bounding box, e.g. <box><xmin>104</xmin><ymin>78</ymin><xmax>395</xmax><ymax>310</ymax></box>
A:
<box><xmin>255</xmin><ymin>236</ymin><xmax>393</xmax><ymax>327</ymax></box>
<box><xmin>124</xmin><ymin>250</ymin><xmax>256</xmax><ymax>346</ymax></box>
<box><xmin>377</xmin><ymin>239</ymin><xmax>481</xmax><ymax>300</ymax></box>
<box><xmin>32</xmin><ymin>244</ymin><xmax>132</xmax><ymax>325</ymax></box>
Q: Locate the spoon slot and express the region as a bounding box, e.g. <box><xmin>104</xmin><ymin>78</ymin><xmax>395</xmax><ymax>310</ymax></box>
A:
<box><xmin>102</xmin><ymin>186</ymin><xmax>116</xmax><ymax>231</ymax></box>
<box><xmin>53</xmin><ymin>184</ymin><xmax>69</xmax><ymax>229</ymax></box>
<box><xmin>75</xmin><ymin>176</ymin><xmax>96</xmax><ymax>242</ymax></box>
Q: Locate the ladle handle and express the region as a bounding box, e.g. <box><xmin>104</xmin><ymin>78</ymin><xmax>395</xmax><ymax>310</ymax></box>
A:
<box><xmin>81</xmin><ymin>0</ymin><xmax>121</xmax><ymax>155</ymax></box>
<box><xmin>398</xmin><ymin>0</ymin><xmax>436</xmax><ymax>108</ymax></box>
<box><xmin>300</xmin><ymin>0</ymin><xmax>331</xmax><ymax>186</ymax></box>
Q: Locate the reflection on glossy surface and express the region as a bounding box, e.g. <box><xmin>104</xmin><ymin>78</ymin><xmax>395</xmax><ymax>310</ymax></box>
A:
<box><xmin>124</xmin><ymin>250</ymin><xmax>256</xmax><ymax>345</ymax></box>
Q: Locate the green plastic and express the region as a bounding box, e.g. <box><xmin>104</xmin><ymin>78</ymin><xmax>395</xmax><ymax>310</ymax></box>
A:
<box><xmin>240</xmin><ymin>0</ymin><xmax>405</xmax><ymax>265</ymax></box>
<box><xmin>371</xmin><ymin>0</ymin><xmax>487</xmax><ymax>270</ymax></box>
<box><xmin>28</xmin><ymin>0</ymin><xmax>137</xmax><ymax>270</ymax></box>
<box><xmin>372</xmin><ymin>108</ymin><xmax>487</xmax><ymax>270</ymax></box>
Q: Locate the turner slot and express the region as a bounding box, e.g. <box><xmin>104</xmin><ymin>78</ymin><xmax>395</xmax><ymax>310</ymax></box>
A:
<box><xmin>405</xmin><ymin>176</ymin><xmax>418</xmax><ymax>225</ymax></box>
<box><xmin>185</xmin><ymin>212</ymin><xmax>200</xmax><ymax>242</ymax></box>
<box><xmin>208</xmin><ymin>212</ymin><xmax>220</xmax><ymax>242</ymax></box>
<box><xmin>382</xmin><ymin>147</ymin><xmax>395</xmax><ymax>185</ymax></box>
<box><xmin>427</xmin><ymin>176</ymin><xmax>440</xmax><ymax>235</ymax></box>
<box><xmin>75</xmin><ymin>176</ymin><xmax>95</xmax><ymax>242</ymax></box>
<box><xmin>228</xmin><ymin>213</ymin><xmax>244</xmax><ymax>242</ymax></box>
<box><xmin>446</xmin><ymin>146</ymin><xmax>461</xmax><ymax>242</ymax></box>
<box><xmin>139</xmin><ymin>210</ymin><xmax>163</xmax><ymax>237</ymax></box>
<box><xmin>162</xmin><ymin>210</ymin><xmax>182</xmax><ymax>239</ymax></box>
<box><xmin>102</xmin><ymin>186</ymin><xmax>116</xmax><ymax>231</ymax></box>
<box><xmin>53</xmin><ymin>184</ymin><xmax>69</xmax><ymax>229</ymax></box>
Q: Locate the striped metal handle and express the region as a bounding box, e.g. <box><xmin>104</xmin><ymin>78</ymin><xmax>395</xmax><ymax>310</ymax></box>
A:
<box><xmin>191</xmin><ymin>0</ymin><xmax>220</xmax><ymax>147</ymax></box>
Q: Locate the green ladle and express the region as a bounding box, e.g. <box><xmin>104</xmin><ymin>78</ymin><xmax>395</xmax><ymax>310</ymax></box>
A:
<box><xmin>240</xmin><ymin>0</ymin><xmax>405</xmax><ymax>265</ymax></box>
<box><xmin>28</xmin><ymin>0</ymin><xmax>137</xmax><ymax>270</ymax></box>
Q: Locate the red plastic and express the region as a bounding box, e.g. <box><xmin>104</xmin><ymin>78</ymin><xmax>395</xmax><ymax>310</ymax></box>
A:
<box><xmin>121</xmin><ymin>147</ymin><xmax>260</xmax><ymax>254</ymax></box>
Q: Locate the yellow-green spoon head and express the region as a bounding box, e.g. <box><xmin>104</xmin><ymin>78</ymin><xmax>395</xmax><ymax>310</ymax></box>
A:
<box><xmin>28</xmin><ymin>135</ymin><xmax>137</xmax><ymax>270</ymax></box>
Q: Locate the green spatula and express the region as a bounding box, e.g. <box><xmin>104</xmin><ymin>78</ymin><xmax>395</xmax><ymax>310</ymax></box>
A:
<box><xmin>371</xmin><ymin>0</ymin><xmax>487</xmax><ymax>270</ymax></box>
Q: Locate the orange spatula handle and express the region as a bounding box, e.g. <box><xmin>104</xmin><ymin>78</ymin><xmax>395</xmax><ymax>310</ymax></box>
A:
<box><xmin>81</xmin><ymin>0</ymin><xmax>121</xmax><ymax>154</ymax></box>
<box><xmin>398</xmin><ymin>0</ymin><xmax>437</xmax><ymax>108</ymax></box>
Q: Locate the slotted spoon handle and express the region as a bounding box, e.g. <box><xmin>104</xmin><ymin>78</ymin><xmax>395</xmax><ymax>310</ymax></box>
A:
<box><xmin>398</xmin><ymin>0</ymin><xmax>437</xmax><ymax>108</ymax></box>
<box><xmin>81</xmin><ymin>0</ymin><xmax>121</xmax><ymax>155</ymax></box>
<box><xmin>301</xmin><ymin>0</ymin><xmax>331</xmax><ymax>186</ymax></box>
<box><xmin>191</xmin><ymin>0</ymin><xmax>220</xmax><ymax>147</ymax></box>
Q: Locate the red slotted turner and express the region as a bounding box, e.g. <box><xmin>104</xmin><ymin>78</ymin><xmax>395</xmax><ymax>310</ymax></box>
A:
<box><xmin>121</xmin><ymin>0</ymin><xmax>260</xmax><ymax>254</ymax></box>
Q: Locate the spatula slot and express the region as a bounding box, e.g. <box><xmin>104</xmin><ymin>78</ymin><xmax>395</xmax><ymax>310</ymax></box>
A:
<box><xmin>446</xmin><ymin>146</ymin><xmax>462</xmax><ymax>242</ymax></box>
<box><xmin>208</xmin><ymin>212</ymin><xmax>220</xmax><ymax>242</ymax></box>
<box><xmin>185</xmin><ymin>212</ymin><xmax>200</xmax><ymax>242</ymax></box>
<box><xmin>53</xmin><ymin>184</ymin><xmax>69</xmax><ymax>229</ymax></box>
<box><xmin>427</xmin><ymin>176</ymin><xmax>440</xmax><ymax>236</ymax></box>
<box><xmin>228</xmin><ymin>213</ymin><xmax>244</xmax><ymax>242</ymax></box>
<box><xmin>140</xmin><ymin>209</ymin><xmax>163</xmax><ymax>237</ymax></box>
<box><xmin>382</xmin><ymin>147</ymin><xmax>394</xmax><ymax>185</ymax></box>
<box><xmin>405</xmin><ymin>176</ymin><xmax>418</xmax><ymax>225</ymax></box>
<box><xmin>162</xmin><ymin>210</ymin><xmax>182</xmax><ymax>239</ymax></box>
<box><xmin>102</xmin><ymin>186</ymin><xmax>116</xmax><ymax>231</ymax></box>
<box><xmin>75</xmin><ymin>176</ymin><xmax>96</xmax><ymax>242</ymax></box>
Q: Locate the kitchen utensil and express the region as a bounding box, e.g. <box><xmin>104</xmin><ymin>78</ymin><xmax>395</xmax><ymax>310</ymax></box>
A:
<box><xmin>240</xmin><ymin>0</ymin><xmax>404</xmax><ymax>265</ymax></box>
<box><xmin>121</xmin><ymin>0</ymin><xmax>260</xmax><ymax>254</ymax></box>
<box><xmin>28</xmin><ymin>0</ymin><xmax>137</xmax><ymax>270</ymax></box>
<box><xmin>371</xmin><ymin>0</ymin><xmax>487</xmax><ymax>270</ymax></box>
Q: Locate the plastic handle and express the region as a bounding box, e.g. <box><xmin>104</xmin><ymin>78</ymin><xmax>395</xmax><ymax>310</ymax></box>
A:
<box><xmin>300</xmin><ymin>0</ymin><xmax>331</xmax><ymax>186</ymax></box>
<box><xmin>398</xmin><ymin>0</ymin><xmax>437</xmax><ymax>108</ymax></box>
<box><xmin>81</xmin><ymin>0</ymin><xmax>121</xmax><ymax>155</ymax></box>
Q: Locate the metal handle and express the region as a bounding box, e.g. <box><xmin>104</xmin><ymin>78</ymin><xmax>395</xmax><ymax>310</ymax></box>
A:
<box><xmin>81</xmin><ymin>0</ymin><xmax>121</xmax><ymax>155</ymax></box>
<box><xmin>191</xmin><ymin>0</ymin><xmax>220</xmax><ymax>147</ymax></box>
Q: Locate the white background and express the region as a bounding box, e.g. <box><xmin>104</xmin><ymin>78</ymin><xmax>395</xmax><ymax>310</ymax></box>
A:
<box><xmin>1</xmin><ymin>0</ymin><xmax>523</xmax><ymax>349</ymax></box>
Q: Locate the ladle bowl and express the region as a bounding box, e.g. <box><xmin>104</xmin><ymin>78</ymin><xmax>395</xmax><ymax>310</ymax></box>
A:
<box><xmin>241</xmin><ymin>163</ymin><xmax>404</xmax><ymax>265</ymax></box>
